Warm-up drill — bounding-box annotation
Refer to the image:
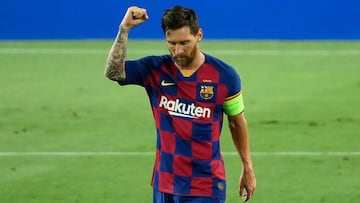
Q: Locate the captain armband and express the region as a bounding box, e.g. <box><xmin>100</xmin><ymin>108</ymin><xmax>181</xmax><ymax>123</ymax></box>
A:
<box><xmin>223</xmin><ymin>93</ymin><xmax>245</xmax><ymax>116</ymax></box>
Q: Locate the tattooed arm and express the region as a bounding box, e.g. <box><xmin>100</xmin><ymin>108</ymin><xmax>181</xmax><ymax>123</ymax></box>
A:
<box><xmin>104</xmin><ymin>27</ymin><xmax>128</xmax><ymax>81</ymax></box>
<box><xmin>104</xmin><ymin>6</ymin><xmax>149</xmax><ymax>81</ymax></box>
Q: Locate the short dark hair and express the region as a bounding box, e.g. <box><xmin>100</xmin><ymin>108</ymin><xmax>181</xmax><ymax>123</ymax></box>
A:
<box><xmin>161</xmin><ymin>6</ymin><xmax>200</xmax><ymax>35</ymax></box>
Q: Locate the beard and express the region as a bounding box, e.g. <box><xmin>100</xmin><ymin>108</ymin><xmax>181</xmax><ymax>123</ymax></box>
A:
<box><xmin>171</xmin><ymin>45</ymin><xmax>198</xmax><ymax>68</ymax></box>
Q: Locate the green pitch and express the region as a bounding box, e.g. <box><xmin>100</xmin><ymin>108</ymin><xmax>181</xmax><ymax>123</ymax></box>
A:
<box><xmin>0</xmin><ymin>40</ymin><xmax>359</xmax><ymax>202</ymax></box>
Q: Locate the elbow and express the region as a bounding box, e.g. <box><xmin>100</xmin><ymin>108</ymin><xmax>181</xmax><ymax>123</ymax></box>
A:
<box><xmin>104</xmin><ymin>70</ymin><xmax>125</xmax><ymax>82</ymax></box>
<box><xmin>104</xmin><ymin>67</ymin><xmax>116</xmax><ymax>81</ymax></box>
<box><xmin>104</xmin><ymin>63</ymin><xmax>126</xmax><ymax>81</ymax></box>
<box><xmin>104</xmin><ymin>68</ymin><xmax>115</xmax><ymax>81</ymax></box>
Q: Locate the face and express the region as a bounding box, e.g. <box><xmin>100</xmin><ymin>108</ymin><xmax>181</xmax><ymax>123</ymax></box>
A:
<box><xmin>165</xmin><ymin>26</ymin><xmax>202</xmax><ymax>68</ymax></box>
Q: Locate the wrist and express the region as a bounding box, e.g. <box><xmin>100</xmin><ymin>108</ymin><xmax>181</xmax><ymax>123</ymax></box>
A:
<box><xmin>242</xmin><ymin>161</ymin><xmax>254</xmax><ymax>171</ymax></box>
<box><xmin>119</xmin><ymin>24</ymin><xmax>131</xmax><ymax>31</ymax></box>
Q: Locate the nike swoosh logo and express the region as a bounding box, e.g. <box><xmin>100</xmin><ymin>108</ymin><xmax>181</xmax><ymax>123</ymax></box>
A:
<box><xmin>161</xmin><ymin>80</ymin><xmax>176</xmax><ymax>86</ymax></box>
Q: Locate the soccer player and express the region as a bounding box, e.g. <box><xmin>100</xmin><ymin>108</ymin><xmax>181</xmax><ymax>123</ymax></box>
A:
<box><xmin>105</xmin><ymin>6</ymin><xmax>256</xmax><ymax>203</ymax></box>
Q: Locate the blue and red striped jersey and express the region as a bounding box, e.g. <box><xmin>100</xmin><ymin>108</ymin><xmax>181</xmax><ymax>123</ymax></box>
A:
<box><xmin>119</xmin><ymin>54</ymin><xmax>241</xmax><ymax>200</ymax></box>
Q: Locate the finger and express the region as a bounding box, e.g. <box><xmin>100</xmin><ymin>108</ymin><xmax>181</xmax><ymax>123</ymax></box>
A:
<box><xmin>241</xmin><ymin>186</ymin><xmax>249</xmax><ymax>202</ymax></box>
<box><xmin>239</xmin><ymin>184</ymin><xmax>246</xmax><ymax>201</ymax></box>
<box><xmin>132</xmin><ymin>9</ymin><xmax>148</xmax><ymax>20</ymax></box>
<box><xmin>242</xmin><ymin>193</ymin><xmax>250</xmax><ymax>202</ymax></box>
<box><xmin>243</xmin><ymin>187</ymin><xmax>255</xmax><ymax>202</ymax></box>
<box><xmin>239</xmin><ymin>184</ymin><xmax>244</xmax><ymax>196</ymax></box>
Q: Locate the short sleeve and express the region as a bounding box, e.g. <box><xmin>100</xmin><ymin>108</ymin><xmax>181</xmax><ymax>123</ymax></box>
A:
<box><xmin>226</xmin><ymin>68</ymin><xmax>241</xmax><ymax>98</ymax></box>
<box><xmin>223</xmin><ymin>67</ymin><xmax>244</xmax><ymax>116</ymax></box>
<box><xmin>118</xmin><ymin>56</ymin><xmax>159</xmax><ymax>87</ymax></box>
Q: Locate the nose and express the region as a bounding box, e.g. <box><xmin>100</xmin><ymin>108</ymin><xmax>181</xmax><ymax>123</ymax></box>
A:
<box><xmin>174</xmin><ymin>44</ymin><xmax>184</xmax><ymax>55</ymax></box>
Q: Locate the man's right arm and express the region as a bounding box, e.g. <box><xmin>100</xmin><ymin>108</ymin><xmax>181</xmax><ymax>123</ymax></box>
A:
<box><xmin>104</xmin><ymin>27</ymin><xmax>129</xmax><ymax>81</ymax></box>
<box><xmin>104</xmin><ymin>6</ymin><xmax>148</xmax><ymax>81</ymax></box>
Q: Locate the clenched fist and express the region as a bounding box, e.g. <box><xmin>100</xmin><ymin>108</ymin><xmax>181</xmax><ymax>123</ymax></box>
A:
<box><xmin>120</xmin><ymin>6</ymin><xmax>149</xmax><ymax>29</ymax></box>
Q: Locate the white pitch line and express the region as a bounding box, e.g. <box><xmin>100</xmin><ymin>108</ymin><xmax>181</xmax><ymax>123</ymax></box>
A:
<box><xmin>0</xmin><ymin>152</ymin><xmax>154</xmax><ymax>156</ymax></box>
<box><xmin>1</xmin><ymin>48</ymin><xmax>360</xmax><ymax>56</ymax></box>
<box><xmin>0</xmin><ymin>151</ymin><xmax>359</xmax><ymax>157</ymax></box>
<box><xmin>251</xmin><ymin>152</ymin><xmax>360</xmax><ymax>156</ymax></box>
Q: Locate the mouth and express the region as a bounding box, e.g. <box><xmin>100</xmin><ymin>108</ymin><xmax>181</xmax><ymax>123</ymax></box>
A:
<box><xmin>174</xmin><ymin>56</ymin><xmax>185</xmax><ymax>61</ymax></box>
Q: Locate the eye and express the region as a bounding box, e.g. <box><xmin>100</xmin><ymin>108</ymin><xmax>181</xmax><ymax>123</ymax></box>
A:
<box><xmin>167</xmin><ymin>41</ymin><xmax>176</xmax><ymax>46</ymax></box>
<box><xmin>180</xmin><ymin>41</ymin><xmax>190</xmax><ymax>45</ymax></box>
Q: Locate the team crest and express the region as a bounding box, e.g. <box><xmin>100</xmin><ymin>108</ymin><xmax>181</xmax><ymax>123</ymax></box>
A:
<box><xmin>200</xmin><ymin>85</ymin><xmax>214</xmax><ymax>100</ymax></box>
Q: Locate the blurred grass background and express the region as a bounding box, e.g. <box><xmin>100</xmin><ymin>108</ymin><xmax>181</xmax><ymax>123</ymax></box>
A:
<box><xmin>0</xmin><ymin>40</ymin><xmax>359</xmax><ymax>202</ymax></box>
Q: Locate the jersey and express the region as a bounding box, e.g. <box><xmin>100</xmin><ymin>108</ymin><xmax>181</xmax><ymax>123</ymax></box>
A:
<box><xmin>119</xmin><ymin>54</ymin><xmax>242</xmax><ymax>200</ymax></box>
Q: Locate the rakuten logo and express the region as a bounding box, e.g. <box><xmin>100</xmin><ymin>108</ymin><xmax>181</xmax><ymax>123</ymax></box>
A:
<box><xmin>159</xmin><ymin>96</ymin><xmax>211</xmax><ymax>119</ymax></box>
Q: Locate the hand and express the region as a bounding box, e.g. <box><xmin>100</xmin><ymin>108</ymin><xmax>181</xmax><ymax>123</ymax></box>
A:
<box><xmin>239</xmin><ymin>168</ymin><xmax>256</xmax><ymax>202</ymax></box>
<box><xmin>120</xmin><ymin>6</ymin><xmax>149</xmax><ymax>29</ymax></box>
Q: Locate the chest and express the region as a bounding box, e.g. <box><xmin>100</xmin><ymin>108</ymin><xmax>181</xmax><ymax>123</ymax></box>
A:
<box><xmin>146</xmin><ymin>65</ymin><xmax>229</xmax><ymax>120</ymax></box>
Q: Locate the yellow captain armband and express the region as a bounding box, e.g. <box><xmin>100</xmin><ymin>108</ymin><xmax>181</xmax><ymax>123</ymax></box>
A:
<box><xmin>223</xmin><ymin>93</ymin><xmax>245</xmax><ymax>116</ymax></box>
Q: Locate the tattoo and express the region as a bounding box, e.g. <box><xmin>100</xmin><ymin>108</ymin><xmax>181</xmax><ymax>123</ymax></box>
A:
<box><xmin>104</xmin><ymin>27</ymin><xmax>129</xmax><ymax>81</ymax></box>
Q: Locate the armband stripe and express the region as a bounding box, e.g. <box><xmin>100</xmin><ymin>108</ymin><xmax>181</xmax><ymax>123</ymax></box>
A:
<box><xmin>225</xmin><ymin>92</ymin><xmax>241</xmax><ymax>101</ymax></box>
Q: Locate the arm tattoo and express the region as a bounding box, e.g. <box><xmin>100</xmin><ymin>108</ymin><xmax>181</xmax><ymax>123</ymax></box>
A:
<box><xmin>104</xmin><ymin>27</ymin><xmax>129</xmax><ymax>81</ymax></box>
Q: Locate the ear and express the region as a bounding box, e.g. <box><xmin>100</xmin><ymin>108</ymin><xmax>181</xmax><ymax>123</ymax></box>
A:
<box><xmin>196</xmin><ymin>28</ymin><xmax>203</xmax><ymax>42</ymax></box>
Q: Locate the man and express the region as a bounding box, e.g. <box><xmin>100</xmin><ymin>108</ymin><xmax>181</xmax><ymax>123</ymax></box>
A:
<box><xmin>105</xmin><ymin>6</ymin><xmax>256</xmax><ymax>203</ymax></box>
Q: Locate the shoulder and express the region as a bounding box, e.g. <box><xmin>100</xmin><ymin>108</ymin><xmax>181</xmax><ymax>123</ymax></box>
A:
<box><xmin>137</xmin><ymin>55</ymin><xmax>173</xmax><ymax>65</ymax></box>
<box><xmin>204</xmin><ymin>54</ymin><xmax>240</xmax><ymax>79</ymax></box>
<box><xmin>125</xmin><ymin>55</ymin><xmax>173</xmax><ymax>71</ymax></box>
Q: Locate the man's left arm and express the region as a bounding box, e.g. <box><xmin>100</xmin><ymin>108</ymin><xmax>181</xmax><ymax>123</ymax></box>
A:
<box><xmin>228</xmin><ymin>113</ymin><xmax>256</xmax><ymax>202</ymax></box>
